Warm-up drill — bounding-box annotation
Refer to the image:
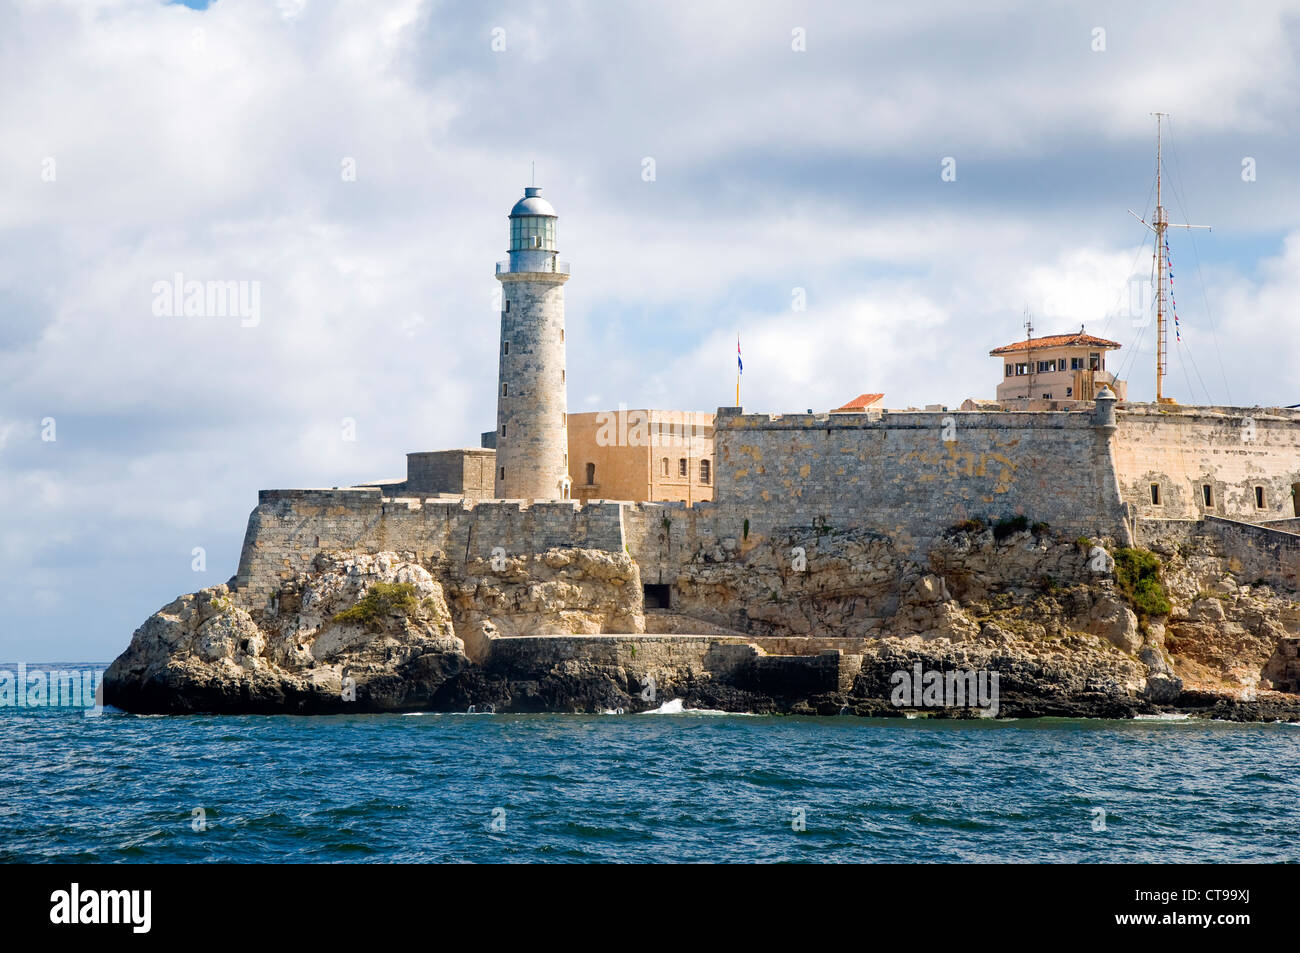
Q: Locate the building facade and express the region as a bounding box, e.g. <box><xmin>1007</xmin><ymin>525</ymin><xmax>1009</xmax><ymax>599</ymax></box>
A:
<box><xmin>568</xmin><ymin>409</ymin><xmax>715</xmax><ymax>504</ymax></box>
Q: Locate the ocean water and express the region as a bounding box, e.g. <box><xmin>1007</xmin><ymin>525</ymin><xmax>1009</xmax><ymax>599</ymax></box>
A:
<box><xmin>3</xmin><ymin>704</ymin><xmax>1298</xmax><ymax>863</ymax></box>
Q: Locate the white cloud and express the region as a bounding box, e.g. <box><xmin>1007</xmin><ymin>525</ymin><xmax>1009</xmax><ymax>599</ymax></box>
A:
<box><xmin>1</xmin><ymin>0</ymin><xmax>1299</xmax><ymax>658</ymax></box>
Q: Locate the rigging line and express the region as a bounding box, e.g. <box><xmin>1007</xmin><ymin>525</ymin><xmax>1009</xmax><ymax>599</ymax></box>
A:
<box><xmin>1116</xmin><ymin>298</ymin><xmax>1150</xmax><ymax>385</ymax></box>
<box><xmin>1184</xmin><ymin>339</ymin><xmax>1213</xmax><ymax>405</ymax></box>
<box><xmin>1177</xmin><ymin>338</ymin><xmax>1197</xmax><ymax>404</ymax></box>
<box><xmin>1165</xmin><ymin>118</ymin><xmax>1233</xmax><ymax>404</ymax></box>
<box><xmin>1099</xmin><ymin>174</ymin><xmax>1157</xmax><ymax>340</ymax></box>
<box><xmin>1117</xmin><ymin>248</ymin><xmax>1156</xmax><ymax>388</ymax></box>
<box><xmin>1098</xmin><ymin>224</ymin><xmax>1155</xmax><ymax>343</ymax></box>
<box><xmin>1166</xmin><ymin>233</ymin><xmax>1215</xmax><ymax>406</ymax></box>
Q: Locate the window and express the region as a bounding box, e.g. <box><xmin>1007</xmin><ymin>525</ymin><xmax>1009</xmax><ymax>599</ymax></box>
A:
<box><xmin>504</xmin><ymin>300</ymin><xmax>510</xmax><ymax>313</ymax></box>
<box><xmin>678</xmin><ymin>458</ymin><xmax>687</xmax><ymax>477</ymax></box>
<box><xmin>1150</xmin><ymin>483</ymin><xmax>1161</xmax><ymax>505</ymax></box>
<box><xmin>1015</xmin><ymin>363</ymin><xmax>1028</xmax><ymax>376</ymax></box>
<box><xmin>700</xmin><ymin>459</ymin><xmax>711</xmax><ymax>484</ymax></box>
<box><xmin>1255</xmin><ymin>486</ymin><xmax>1266</xmax><ymax>509</ymax></box>
<box><xmin>1038</xmin><ymin>360</ymin><xmax>1054</xmax><ymax>373</ymax></box>
<box><xmin>502</xmin><ymin>383</ymin><xmax>508</xmax><ymax>396</ymax></box>
<box><xmin>1089</xmin><ymin>352</ymin><xmax>1101</xmax><ymax>370</ymax></box>
<box><xmin>509</xmin><ymin>215</ymin><xmax>557</xmax><ymax>252</ymax></box>
<box><xmin>661</xmin><ymin>457</ymin><xmax>668</xmax><ymax>476</ymax></box>
<box><xmin>1042</xmin><ymin>393</ymin><xmax>1052</xmax><ymax>399</ymax></box>
<box><xmin>585</xmin><ymin>462</ymin><xmax>596</xmax><ymax>485</ymax></box>
<box><xmin>503</xmin><ymin>341</ymin><xmax>509</xmax><ymax>354</ymax></box>
<box><xmin>1202</xmin><ymin>484</ymin><xmax>1213</xmax><ymax>507</ymax></box>
<box><xmin>499</xmin><ymin>467</ymin><xmax>505</xmax><ymax>480</ymax></box>
<box><xmin>500</xmin><ymin>425</ymin><xmax>505</xmax><ymax>436</ymax></box>
<box><xmin>1071</xmin><ymin>357</ymin><xmax>1084</xmax><ymax>370</ymax></box>
<box><xmin>1065</xmin><ymin>387</ymin><xmax>1073</xmax><ymax>397</ymax></box>
<box><xmin>1005</xmin><ymin>364</ymin><xmax>1013</xmax><ymax>377</ymax></box>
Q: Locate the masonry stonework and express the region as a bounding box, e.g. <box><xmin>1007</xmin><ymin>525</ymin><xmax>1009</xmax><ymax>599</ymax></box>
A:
<box><xmin>493</xmin><ymin>186</ymin><xmax>570</xmax><ymax>500</ymax></box>
<box><xmin>1113</xmin><ymin>405</ymin><xmax>1300</xmax><ymax>522</ymax></box>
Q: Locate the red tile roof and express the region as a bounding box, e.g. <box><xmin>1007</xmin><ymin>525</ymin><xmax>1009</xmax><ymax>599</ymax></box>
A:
<box><xmin>832</xmin><ymin>392</ymin><xmax>885</xmax><ymax>412</ymax></box>
<box><xmin>990</xmin><ymin>332</ymin><xmax>1121</xmax><ymax>356</ymax></box>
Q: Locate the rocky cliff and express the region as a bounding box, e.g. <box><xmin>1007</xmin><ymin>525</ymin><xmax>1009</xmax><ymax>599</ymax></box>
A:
<box><xmin>105</xmin><ymin>525</ymin><xmax>1300</xmax><ymax>720</ymax></box>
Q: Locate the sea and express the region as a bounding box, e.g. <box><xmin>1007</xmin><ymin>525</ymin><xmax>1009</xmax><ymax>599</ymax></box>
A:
<box><xmin>4</xmin><ymin>684</ymin><xmax>1299</xmax><ymax>864</ymax></box>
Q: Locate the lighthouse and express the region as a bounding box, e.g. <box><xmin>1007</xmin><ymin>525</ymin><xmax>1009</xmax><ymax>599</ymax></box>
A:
<box><xmin>493</xmin><ymin>186</ymin><xmax>571</xmax><ymax>500</ymax></box>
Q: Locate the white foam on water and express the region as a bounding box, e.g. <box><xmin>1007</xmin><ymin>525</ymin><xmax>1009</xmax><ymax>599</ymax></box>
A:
<box><xmin>639</xmin><ymin>698</ymin><xmax>735</xmax><ymax>715</ymax></box>
<box><xmin>1133</xmin><ymin>712</ymin><xmax>1192</xmax><ymax>721</ymax></box>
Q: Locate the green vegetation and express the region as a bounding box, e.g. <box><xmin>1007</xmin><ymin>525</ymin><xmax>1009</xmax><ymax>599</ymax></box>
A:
<box><xmin>333</xmin><ymin>582</ymin><xmax>422</xmax><ymax>631</ymax></box>
<box><xmin>992</xmin><ymin>515</ymin><xmax>1029</xmax><ymax>541</ymax></box>
<box><xmin>743</xmin><ymin>518</ymin><xmax>750</xmax><ymax>540</ymax></box>
<box><xmin>1075</xmin><ymin>536</ymin><xmax>1092</xmax><ymax>552</ymax></box>
<box><xmin>1112</xmin><ymin>548</ymin><xmax>1172</xmax><ymax>619</ymax></box>
<box><xmin>1030</xmin><ymin>521</ymin><xmax>1050</xmax><ymax>536</ymax></box>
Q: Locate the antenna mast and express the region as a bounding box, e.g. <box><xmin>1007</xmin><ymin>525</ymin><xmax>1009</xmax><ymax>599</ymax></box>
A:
<box><xmin>1024</xmin><ymin>308</ymin><xmax>1034</xmax><ymax>399</ymax></box>
<box><xmin>1128</xmin><ymin>113</ymin><xmax>1210</xmax><ymax>405</ymax></box>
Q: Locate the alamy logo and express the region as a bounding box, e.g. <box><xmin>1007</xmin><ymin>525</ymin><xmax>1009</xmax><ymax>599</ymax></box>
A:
<box><xmin>49</xmin><ymin>883</ymin><xmax>151</xmax><ymax>933</ymax></box>
<box><xmin>594</xmin><ymin>404</ymin><xmax>707</xmax><ymax>448</ymax></box>
<box><xmin>890</xmin><ymin>664</ymin><xmax>1000</xmax><ymax>717</ymax></box>
<box><xmin>0</xmin><ymin>664</ymin><xmax>103</xmax><ymax>711</ymax></box>
<box><xmin>151</xmin><ymin>272</ymin><xmax>261</xmax><ymax>327</ymax></box>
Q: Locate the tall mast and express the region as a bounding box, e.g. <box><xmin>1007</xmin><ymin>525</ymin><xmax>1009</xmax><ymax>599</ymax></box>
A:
<box><xmin>1128</xmin><ymin>113</ymin><xmax>1210</xmax><ymax>405</ymax></box>
<box><xmin>1154</xmin><ymin>113</ymin><xmax>1167</xmax><ymax>402</ymax></box>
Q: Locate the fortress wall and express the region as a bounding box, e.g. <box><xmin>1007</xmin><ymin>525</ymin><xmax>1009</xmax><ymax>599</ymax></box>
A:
<box><xmin>1204</xmin><ymin>517</ymin><xmax>1300</xmax><ymax>590</ymax></box>
<box><xmin>1113</xmin><ymin>407</ymin><xmax>1300</xmax><ymax>522</ymax></box>
<box><xmin>1136</xmin><ymin>516</ymin><xmax>1300</xmax><ymax>591</ymax></box>
<box><xmin>709</xmin><ymin>410</ymin><xmax>1129</xmax><ymax>550</ymax></box>
<box><xmin>233</xmin><ymin>489</ymin><xmax>628</xmax><ymax>607</ymax></box>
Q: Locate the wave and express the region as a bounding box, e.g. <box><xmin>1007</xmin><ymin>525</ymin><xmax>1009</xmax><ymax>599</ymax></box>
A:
<box><xmin>639</xmin><ymin>698</ymin><xmax>739</xmax><ymax>716</ymax></box>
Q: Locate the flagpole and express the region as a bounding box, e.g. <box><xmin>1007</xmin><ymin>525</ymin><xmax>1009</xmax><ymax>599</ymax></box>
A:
<box><xmin>736</xmin><ymin>333</ymin><xmax>741</xmax><ymax>407</ymax></box>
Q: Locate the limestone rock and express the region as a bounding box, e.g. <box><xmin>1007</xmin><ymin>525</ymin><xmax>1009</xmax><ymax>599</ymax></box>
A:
<box><xmin>1086</xmin><ymin>595</ymin><xmax>1140</xmax><ymax>654</ymax></box>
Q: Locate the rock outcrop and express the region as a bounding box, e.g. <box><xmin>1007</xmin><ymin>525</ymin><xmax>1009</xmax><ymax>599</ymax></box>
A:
<box><xmin>105</xmin><ymin>527</ymin><xmax>1300</xmax><ymax>720</ymax></box>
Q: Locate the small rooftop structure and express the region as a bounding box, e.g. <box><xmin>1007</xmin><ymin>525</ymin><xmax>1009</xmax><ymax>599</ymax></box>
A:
<box><xmin>831</xmin><ymin>392</ymin><xmax>885</xmax><ymax>413</ymax></box>
<box><xmin>990</xmin><ymin>327</ymin><xmax>1125</xmax><ymax>405</ymax></box>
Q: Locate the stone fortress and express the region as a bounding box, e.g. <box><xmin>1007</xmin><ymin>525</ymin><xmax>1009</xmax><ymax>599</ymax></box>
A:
<box><xmin>107</xmin><ymin>186</ymin><xmax>1300</xmax><ymax>716</ymax></box>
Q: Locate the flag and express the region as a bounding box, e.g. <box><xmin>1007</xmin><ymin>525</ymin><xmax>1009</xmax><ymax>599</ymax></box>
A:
<box><xmin>737</xmin><ymin>336</ymin><xmax>743</xmax><ymax>374</ymax></box>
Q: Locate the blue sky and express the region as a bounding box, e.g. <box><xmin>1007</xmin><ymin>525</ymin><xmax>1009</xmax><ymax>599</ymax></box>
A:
<box><xmin>3</xmin><ymin>0</ymin><xmax>1300</xmax><ymax>660</ymax></box>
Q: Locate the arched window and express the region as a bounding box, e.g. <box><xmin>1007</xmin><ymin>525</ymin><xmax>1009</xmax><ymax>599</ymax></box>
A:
<box><xmin>678</xmin><ymin>458</ymin><xmax>687</xmax><ymax>477</ymax></box>
<box><xmin>585</xmin><ymin>462</ymin><xmax>596</xmax><ymax>485</ymax></box>
<box><xmin>700</xmin><ymin>459</ymin><xmax>710</xmax><ymax>484</ymax></box>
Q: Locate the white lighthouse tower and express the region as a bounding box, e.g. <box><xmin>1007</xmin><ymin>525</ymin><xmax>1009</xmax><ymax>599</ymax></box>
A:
<box><xmin>493</xmin><ymin>186</ymin><xmax>571</xmax><ymax>500</ymax></box>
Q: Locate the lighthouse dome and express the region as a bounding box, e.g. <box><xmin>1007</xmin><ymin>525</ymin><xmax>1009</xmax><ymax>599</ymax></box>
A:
<box><xmin>510</xmin><ymin>186</ymin><xmax>557</xmax><ymax>218</ymax></box>
<box><xmin>509</xmin><ymin>186</ymin><xmax>558</xmax><ymax>252</ymax></box>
